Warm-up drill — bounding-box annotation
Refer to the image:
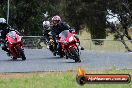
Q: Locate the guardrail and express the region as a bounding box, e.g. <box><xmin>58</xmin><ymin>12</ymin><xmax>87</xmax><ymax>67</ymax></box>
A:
<box><xmin>22</xmin><ymin>36</ymin><xmax>44</xmax><ymax>49</ymax></box>
<box><xmin>22</xmin><ymin>36</ymin><xmax>132</xmax><ymax>52</ymax></box>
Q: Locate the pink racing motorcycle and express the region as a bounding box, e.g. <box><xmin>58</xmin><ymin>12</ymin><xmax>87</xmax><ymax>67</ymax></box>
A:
<box><xmin>6</xmin><ymin>31</ymin><xmax>26</xmax><ymax>60</ymax></box>
<box><xmin>59</xmin><ymin>30</ymin><xmax>81</xmax><ymax>63</ymax></box>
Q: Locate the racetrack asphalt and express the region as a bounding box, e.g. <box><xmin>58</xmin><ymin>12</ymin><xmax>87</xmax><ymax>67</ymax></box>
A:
<box><xmin>0</xmin><ymin>48</ymin><xmax>132</xmax><ymax>72</ymax></box>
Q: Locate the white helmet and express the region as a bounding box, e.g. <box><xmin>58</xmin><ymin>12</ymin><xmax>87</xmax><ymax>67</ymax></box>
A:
<box><xmin>43</xmin><ymin>21</ymin><xmax>50</xmax><ymax>30</ymax></box>
<box><xmin>0</xmin><ymin>18</ymin><xmax>6</xmax><ymax>24</ymax></box>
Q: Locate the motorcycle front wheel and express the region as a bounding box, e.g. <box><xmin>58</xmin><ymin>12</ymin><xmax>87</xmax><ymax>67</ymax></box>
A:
<box><xmin>70</xmin><ymin>47</ymin><xmax>81</xmax><ymax>63</ymax></box>
<box><xmin>18</xmin><ymin>47</ymin><xmax>26</xmax><ymax>60</ymax></box>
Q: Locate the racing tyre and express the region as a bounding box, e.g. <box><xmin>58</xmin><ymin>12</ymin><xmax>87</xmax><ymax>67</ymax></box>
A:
<box><xmin>70</xmin><ymin>47</ymin><xmax>81</xmax><ymax>63</ymax></box>
<box><xmin>20</xmin><ymin>50</ymin><xmax>26</xmax><ymax>60</ymax></box>
<box><xmin>18</xmin><ymin>47</ymin><xmax>26</xmax><ymax>60</ymax></box>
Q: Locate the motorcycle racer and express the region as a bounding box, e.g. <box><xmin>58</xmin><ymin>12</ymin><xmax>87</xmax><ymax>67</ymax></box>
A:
<box><xmin>0</xmin><ymin>18</ymin><xmax>21</xmax><ymax>56</ymax></box>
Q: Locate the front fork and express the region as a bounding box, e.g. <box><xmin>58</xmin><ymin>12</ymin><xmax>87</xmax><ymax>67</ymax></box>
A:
<box><xmin>8</xmin><ymin>43</ymin><xmax>23</xmax><ymax>58</ymax></box>
<box><xmin>66</xmin><ymin>43</ymin><xmax>80</xmax><ymax>58</ymax></box>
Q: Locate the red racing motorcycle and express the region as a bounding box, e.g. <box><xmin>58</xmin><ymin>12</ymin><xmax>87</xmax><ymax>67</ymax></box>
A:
<box><xmin>59</xmin><ymin>30</ymin><xmax>81</xmax><ymax>63</ymax></box>
<box><xmin>6</xmin><ymin>31</ymin><xmax>26</xmax><ymax>60</ymax></box>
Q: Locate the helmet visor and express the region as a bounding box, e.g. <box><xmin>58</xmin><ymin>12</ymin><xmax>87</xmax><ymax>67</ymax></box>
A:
<box><xmin>53</xmin><ymin>20</ymin><xmax>60</xmax><ymax>25</ymax></box>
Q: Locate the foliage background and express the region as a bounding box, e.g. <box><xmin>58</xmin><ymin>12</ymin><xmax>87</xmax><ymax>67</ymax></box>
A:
<box><xmin>0</xmin><ymin>0</ymin><xmax>132</xmax><ymax>39</ymax></box>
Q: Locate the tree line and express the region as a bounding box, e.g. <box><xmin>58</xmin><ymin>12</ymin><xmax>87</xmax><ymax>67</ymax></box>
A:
<box><xmin>0</xmin><ymin>0</ymin><xmax>132</xmax><ymax>39</ymax></box>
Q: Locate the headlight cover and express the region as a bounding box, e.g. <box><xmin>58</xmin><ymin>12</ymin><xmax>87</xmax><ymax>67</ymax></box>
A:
<box><xmin>69</xmin><ymin>36</ymin><xmax>74</xmax><ymax>42</ymax></box>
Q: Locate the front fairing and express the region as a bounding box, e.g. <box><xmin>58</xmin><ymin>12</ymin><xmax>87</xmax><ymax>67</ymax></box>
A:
<box><xmin>6</xmin><ymin>31</ymin><xmax>23</xmax><ymax>58</ymax></box>
<box><xmin>59</xmin><ymin>30</ymin><xmax>77</xmax><ymax>45</ymax></box>
<box><xmin>6</xmin><ymin>31</ymin><xmax>22</xmax><ymax>44</ymax></box>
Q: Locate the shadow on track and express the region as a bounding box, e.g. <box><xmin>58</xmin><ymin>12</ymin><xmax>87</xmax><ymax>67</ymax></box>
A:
<box><xmin>61</xmin><ymin>61</ymin><xmax>82</xmax><ymax>63</ymax></box>
<box><xmin>42</xmin><ymin>56</ymin><xmax>62</xmax><ymax>59</ymax></box>
<box><xmin>0</xmin><ymin>59</ymin><xmax>25</xmax><ymax>62</ymax></box>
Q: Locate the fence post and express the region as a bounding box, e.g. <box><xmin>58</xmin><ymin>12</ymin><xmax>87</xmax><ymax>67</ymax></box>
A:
<box><xmin>89</xmin><ymin>40</ymin><xmax>92</xmax><ymax>50</ymax></box>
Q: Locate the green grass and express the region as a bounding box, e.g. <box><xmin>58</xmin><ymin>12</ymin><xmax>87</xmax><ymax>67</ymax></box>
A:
<box><xmin>79</xmin><ymin>30</ymin><xmax>132</xmax><ymax>52</ymax></box>
<box><xmin>0</xmin><ymin>69</ymin><xmax>132</xmax><ymax>88</ymax></box>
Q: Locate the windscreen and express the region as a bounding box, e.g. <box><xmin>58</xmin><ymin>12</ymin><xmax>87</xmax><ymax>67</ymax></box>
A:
<box><xmin>7</xmin><ymin>31</ymin><xmax>17</xmax><ymax>39</ymax></box>
<box><xmin>59</xmin><ymin>30</ymin><xmax>69</xmax><ymax>38</ymax></box>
